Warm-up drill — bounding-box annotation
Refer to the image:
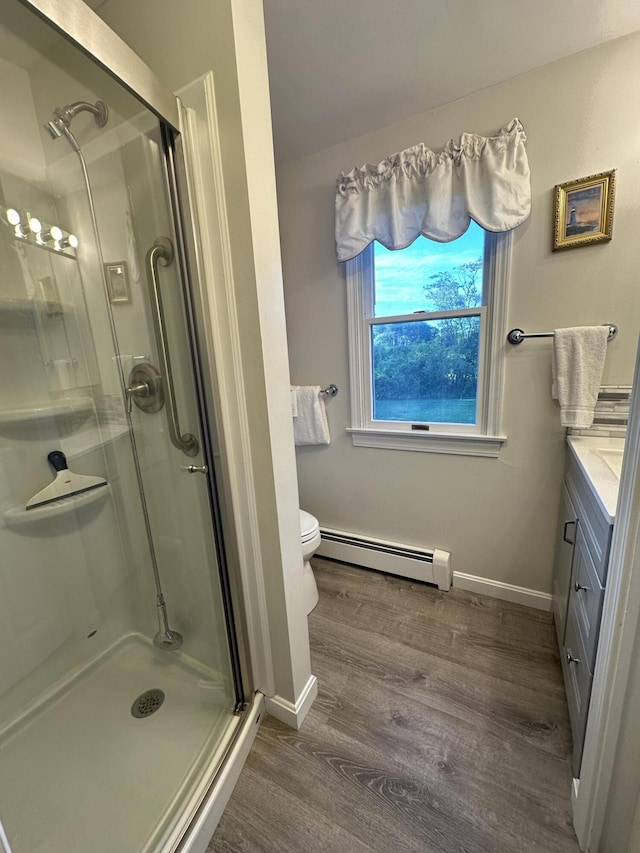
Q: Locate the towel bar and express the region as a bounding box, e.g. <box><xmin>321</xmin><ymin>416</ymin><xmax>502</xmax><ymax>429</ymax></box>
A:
<box><xmin>507</xmin><ymin>324</ymin><xmax>617</xmax><ymax>345</ymax></box>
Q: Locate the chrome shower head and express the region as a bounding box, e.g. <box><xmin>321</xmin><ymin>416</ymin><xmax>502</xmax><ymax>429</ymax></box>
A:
<box><xmin>45</xmin><ymin>100</ymin><xmax>109</xmax><ymax>144</ymax></box>
<box><xmin>52</xmin><ymin>100</ymin><xmax>109</xmax><ymax>130</ymax></box>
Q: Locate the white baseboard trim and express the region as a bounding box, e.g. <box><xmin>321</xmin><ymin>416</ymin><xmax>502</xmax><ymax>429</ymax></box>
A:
<box><xmin>453</xmin><ymin>571</ymin><xmax>553</xmax><ymax>611</ymax></box>
<box><xmin>264</xmin><ymin>674</ymin><xmax>318</xmax><ymax>730</ymax></box>
<box><xmin>178</xmin><ymin>691</ymin><xmax>264</xmax><ymax>853</ymax></box>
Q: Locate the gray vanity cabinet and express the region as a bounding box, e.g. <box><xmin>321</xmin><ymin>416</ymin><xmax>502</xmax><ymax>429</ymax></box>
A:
<box><xmin>553</xmin><ymin>454</ymin><xmax>613</xmax><ymax>775</ymax></box>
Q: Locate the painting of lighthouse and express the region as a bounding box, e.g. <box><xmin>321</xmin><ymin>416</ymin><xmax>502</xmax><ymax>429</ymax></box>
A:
<box><xmin>553</xmin><ymin>170</ymin><xmax>615</xmax><ymax>250</ymax></box>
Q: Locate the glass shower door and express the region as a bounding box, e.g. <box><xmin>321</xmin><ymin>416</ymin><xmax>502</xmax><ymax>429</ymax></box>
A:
<box><xmin>0</xmin><ymin>3</ymin><xmax>244</xmax><ymax>851</ymax></box>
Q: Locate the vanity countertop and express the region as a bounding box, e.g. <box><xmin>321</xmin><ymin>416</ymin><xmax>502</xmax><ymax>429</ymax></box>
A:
<box><xmin>567</xmin><ymin>435</ymin><xmax>625</xmax><ymax>524</ymax></box>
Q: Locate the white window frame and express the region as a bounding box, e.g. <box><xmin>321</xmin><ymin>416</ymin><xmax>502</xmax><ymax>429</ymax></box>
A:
<box><xmin>345</xmin><ymin>231</ymin><xmax>511</xmax><ymax>457</ymax></box>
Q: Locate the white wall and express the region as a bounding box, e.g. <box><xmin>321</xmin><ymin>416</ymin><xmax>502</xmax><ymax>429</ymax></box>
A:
<box><xmin>0</xmin><ymin>55</ymin><xmax>46</xmax><ymax>183</ymax></box>
<box><xmin>277</xmin><ymin>32</ymin><xmax>640</xmax><ymax>595</ymax></box>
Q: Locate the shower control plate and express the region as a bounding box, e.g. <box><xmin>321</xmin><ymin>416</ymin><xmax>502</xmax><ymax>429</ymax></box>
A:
<box><xmin>127</xmin><ymin>363</ymin><xmax>164</xmax><ymax>414</ymax></box>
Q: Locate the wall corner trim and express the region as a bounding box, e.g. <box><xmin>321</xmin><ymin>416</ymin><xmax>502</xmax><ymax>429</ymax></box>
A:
<box><xmin>453</xmin><ymin>571</ymin><xmax>553</xmax><ymax>611</ymax></box>
<box><xmin>264</xmin><ymin>674</ymin><xmax>318</xmax><ymax>730</ymax></box>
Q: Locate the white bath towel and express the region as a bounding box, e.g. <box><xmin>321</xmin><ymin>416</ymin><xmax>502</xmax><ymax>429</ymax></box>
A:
<box><xmin>292</xmin><ymin>386</ymin><xmax>330</xmax><ymax>446</ymax></box>
<box><xmin>552</xmin><ymin>326</ymin><xmax>609</xmax><ymax>428</ymax></box>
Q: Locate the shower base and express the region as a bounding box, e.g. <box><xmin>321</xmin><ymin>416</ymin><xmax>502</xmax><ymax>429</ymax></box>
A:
<box><xmin>0</xmin><ymin>634</ymin><xmax>236</xmax><ymax>853</ymax></box>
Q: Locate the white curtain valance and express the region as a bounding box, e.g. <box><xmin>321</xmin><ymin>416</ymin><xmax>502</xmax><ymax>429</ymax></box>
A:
<box><xmin>335</xmin><ymin>118</ymin><xmax>531</xmax><ymax>262</ymax></box>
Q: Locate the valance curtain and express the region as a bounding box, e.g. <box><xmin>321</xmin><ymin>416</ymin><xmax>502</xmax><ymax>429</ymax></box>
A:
<box><xmin>335</xmin><ymin>118</ymin><xmax>531</xmax><ymax>262</ymax></box>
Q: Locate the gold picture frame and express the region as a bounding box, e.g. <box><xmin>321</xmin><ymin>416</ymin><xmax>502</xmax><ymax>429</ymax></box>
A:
<box><xmin>553</xmin><ymin>170</ymin><xmax>615</xmax><ymax>251</ymax></box>
<box><xmin>104</xmin><ymin>261</ymin><xmax>130</xmax><ymax>303</ymax></box>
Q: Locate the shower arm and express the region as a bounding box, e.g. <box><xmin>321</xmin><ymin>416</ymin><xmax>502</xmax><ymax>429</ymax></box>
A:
<box><xmin>144</xmin><ymin>238</ymin><xmax>199</xmax><ymax>457</ymax></box>
<box><xmin>53</xmin><ymin>100</ymin><xmax>108</xmax><ymax>129</ymax></box>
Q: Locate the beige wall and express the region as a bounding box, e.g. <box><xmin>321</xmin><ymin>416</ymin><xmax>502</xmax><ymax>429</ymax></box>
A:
<box><xmin>278</xmin><ymin>32</ymin><xmax>640</xmax><ymax>594</ymax></box>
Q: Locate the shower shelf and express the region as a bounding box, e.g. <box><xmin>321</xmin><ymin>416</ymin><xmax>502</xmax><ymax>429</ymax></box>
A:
<box><xmin>62</xmin><ymin>423</ymin><xmax>130</xmax><ymax>460</ymax></box>
<box><xmin>4</xmin><ymin>485</ymin><xmax>111</xmax><ymax>527</ymax></box>
<box><xmin>0</xmin><ymin>396</ymin><xmax>94</xmax><ymax>426</ymax></box>
<box><xmin>0</xmin><ymin>297</ymin><xmax>73</xmax><ymax>319</ymax></box>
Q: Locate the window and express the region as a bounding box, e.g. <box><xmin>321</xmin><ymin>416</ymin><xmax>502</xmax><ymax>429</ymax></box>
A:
<box><xmin>346</xmin><ymin>223</ymin><xmax>510</xmax><ymax>456</ymax></box>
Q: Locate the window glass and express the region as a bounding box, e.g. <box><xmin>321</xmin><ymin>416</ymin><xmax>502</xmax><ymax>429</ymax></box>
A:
<box><xmin>371</xmin><ymin>316</ymin><xmax>480</xmax><ymax>424</ymax></box>
<box><xmin>373</xmin><ymin>222</ymin><xmax>485</xmax><ymax>316</ymax></box>
<box><xmin>370</xmin><ymin>222</ymin><xmax>486</xmax><ymax>426</ymax></box>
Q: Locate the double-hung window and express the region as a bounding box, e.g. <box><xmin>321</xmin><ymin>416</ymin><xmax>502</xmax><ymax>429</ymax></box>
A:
<box><xmin>346</xmin><ymin>221</ymin><xmax>510</xmax><ymax>456</ymax></box>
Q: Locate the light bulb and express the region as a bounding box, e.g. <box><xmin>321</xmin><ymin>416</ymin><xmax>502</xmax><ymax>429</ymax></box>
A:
<box><xmin>5</xmin><ymin>208</ymin><xmax>28</xmax><ymax>238</ymax></box>
<box><xmin>49</xmin><ymin>225</ymin><xmax>63</xmax><ymax>242</ymax></box>
<box><xmin>58</xmin><ymin>232</ymin><xmax>79</xmax><ymax>250</ymax></box>
<box><xmin>28</xmin><ymin>216</ymin><xmax>42</xmax><ymax>235</ymax></box>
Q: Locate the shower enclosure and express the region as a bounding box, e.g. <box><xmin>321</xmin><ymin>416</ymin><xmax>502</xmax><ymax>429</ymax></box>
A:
<box><xmin>0</xmin><ymin>2</ymin><xmax>250</xmax><ymax>850</ymax></box>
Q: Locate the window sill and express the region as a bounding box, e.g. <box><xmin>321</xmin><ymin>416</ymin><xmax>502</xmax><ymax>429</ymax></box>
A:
<box><xmin>346</xmin><ymin>427</ymin><xmax>507</xmax><ymax>457</ymax></box>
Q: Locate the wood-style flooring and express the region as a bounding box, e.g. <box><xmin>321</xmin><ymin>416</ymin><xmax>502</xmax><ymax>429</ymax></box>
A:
<box><xmin>209</xmin><ymin>558</ymin><xmax>580</xmax><ymax>853</ymax></box>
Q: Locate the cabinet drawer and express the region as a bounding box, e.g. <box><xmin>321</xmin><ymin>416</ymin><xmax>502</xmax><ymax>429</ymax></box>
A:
<box><xmin>567</xmin><ymin>456</ymin><xmax>613</xmax><ymax>585</ymax></box>
<box><xmin>571</xmin><ymin>526</ymin><xmax>605</xmax><ymax>670</ymax></box>
<box><xmin>562</xmin><ymin>599</ymin><xmax>593</xmax><ymax>775</ymax></box>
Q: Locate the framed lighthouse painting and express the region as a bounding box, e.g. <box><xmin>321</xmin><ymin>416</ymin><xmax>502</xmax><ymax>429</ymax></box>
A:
<box><xmin>553</xmin><ymin>170</ymin><xmax>615</xmax><ymax>251</ymax></box>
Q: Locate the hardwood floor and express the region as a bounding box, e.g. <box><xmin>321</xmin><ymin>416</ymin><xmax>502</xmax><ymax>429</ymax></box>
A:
<box><xmin>209</xmin><ymin>558</ymin><xmax>580</xmax><ymax>852</ymax></box>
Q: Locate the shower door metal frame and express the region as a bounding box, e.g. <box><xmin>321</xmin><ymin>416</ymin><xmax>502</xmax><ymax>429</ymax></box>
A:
<box><xmin>18</xmin><ymin>0</ymin><xmax>180</xmax><ymax>130</ymax></box>
<box><xmin>159</xmin><ymin>122</ymin><xmax>255</xmax><ymax>706</ymax></box>
<box><xmin>16</xmin><ymin>0</ymin><xmax>255</xmax><ymax>707</ymax></box>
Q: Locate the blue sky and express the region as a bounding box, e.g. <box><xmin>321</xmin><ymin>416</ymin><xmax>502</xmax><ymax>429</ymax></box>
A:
<box><xmin>373</xmin><ymin>221</ymin><xmax>484</xmax><ymax>316</ymax></box>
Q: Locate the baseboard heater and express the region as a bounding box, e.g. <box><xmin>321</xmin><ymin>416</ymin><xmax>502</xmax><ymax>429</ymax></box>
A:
<box><xmin>318</xmin><ymin>528</ymin><xmax>452</xmax><ymax>590</ymax></box>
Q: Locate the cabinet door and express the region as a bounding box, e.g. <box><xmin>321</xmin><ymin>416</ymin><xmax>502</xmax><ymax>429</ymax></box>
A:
<box><xmin>553</xmin><ymin>484</ymin><xmax>578</xmax><ymax>648</ymax></box>
<box><xmin>571</xmin><ymin>525</ymin><xmax>606</xmax><ymax>670</ymax></box>
<box><xmin>563</xmin><ymin>598</ymin><xmax>593</xmax><ymax>776</ymax></box>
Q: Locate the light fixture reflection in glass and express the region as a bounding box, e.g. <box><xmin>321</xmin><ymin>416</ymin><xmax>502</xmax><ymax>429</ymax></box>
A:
<box><xmin>60</xmin><ymin>234</ymin><xmax>79</xmax><ymax>250</ymax></box>
<box><xmin>1</xmin><ymin>206</ymin><xmax>78</xmax><ymax>252</ymax></box>
<box><xmin>3</xmin><ymin>208</ymin><xmax>27</xmax><ymax>238</ymax></box>
<box><xmin>43</xmin><ymin>225</ymin><xmax>63</xmax><ymax>248</ymax></box>
<box><xmin>28</xmin><ymin>215</ymin><xmax>42</xmax><ymax>237</ymax></box>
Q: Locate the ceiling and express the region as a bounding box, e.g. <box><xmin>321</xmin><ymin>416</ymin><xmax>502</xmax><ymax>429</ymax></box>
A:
<box><xmin>263</xmin><ymin>0</ymin><xmax>640</xmax><ymax>163</ymax></box>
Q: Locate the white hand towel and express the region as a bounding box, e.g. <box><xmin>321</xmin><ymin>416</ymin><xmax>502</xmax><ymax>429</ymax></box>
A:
<box><xmin>292</xmin><ymin>386</ymin><xmax>330</xmax><ymax>446</ymax></box>
<box><xmin>290</xmin><ymin>387</ymin><xmax>298</xmax><ymax>417</ymax></box>
<box><xmin>552</xmin><ymin>326</ymin><xmax>609</xmax><ymax>428</ymax></box>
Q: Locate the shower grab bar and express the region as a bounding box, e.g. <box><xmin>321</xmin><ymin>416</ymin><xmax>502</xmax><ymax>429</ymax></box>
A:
<box><xmin>507</xmin><ymin>323</ymin><xmax>617</xmax><ymax>345</ymax></box>
<box><xmin>145</xmin><ymin>237</ymin><xmax>199</xmax><ymax>457</ymax></box>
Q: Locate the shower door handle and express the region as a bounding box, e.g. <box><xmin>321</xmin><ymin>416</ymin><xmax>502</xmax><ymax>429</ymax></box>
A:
<box><xmin>145</xmin><ymin>237</ymin><xmax>199</xmax><ymax>457</ymax></box>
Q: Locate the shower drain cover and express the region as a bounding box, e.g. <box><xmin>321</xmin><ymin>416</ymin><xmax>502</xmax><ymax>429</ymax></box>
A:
<box><xmin>131</xmin><ymin>688</ymin><xmax>165</xmax><ymax>718</ymax></box>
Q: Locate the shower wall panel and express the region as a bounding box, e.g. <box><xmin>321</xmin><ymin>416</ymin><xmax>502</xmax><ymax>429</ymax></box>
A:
<box><xmin>0</xmin><ymin>48</ymin><xmax>136</xmax><ymax>727</ymax></box>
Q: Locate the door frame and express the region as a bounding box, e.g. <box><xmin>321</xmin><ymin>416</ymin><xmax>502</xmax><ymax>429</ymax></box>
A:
<box><xmin>573</xmin><ymin>337</ymin><xmax>640</xmax><ymax>849</ymax></box>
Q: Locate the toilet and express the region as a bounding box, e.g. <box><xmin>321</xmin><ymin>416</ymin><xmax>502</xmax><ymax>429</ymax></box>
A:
<box><xmin>299</xmin><ymin>509</ymin><xmax>321</xmax><ymax>613</ymax></box>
